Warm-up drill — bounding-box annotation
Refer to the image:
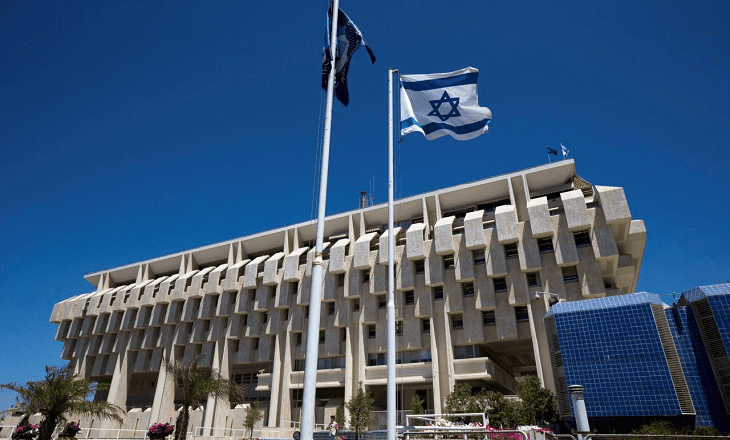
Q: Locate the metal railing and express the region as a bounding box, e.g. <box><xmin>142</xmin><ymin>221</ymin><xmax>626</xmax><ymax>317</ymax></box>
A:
<box><xmin>586</xmin><ymin>435</ymin><xmax>730</xmax><ymax>440</ymax></box>
<box><xmin>191</xmin><ymin>426</ymin><xmax>249</xmax><ymax>438</ymax></box>
<box><xmin>283</xmin><ymin>421</ymin><xmax>326</xmax><ymax>431</ymax></box>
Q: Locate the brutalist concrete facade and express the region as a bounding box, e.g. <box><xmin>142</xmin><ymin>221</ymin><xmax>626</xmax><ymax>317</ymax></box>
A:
<box><xmin>46</xmin><ymin>160</ymin><xmax>645</xmax><ymax>434</ymax></box>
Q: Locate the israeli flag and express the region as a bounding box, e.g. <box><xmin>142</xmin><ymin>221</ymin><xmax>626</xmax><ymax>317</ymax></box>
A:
<box><xmin>400</xmin><ymin>67</ymin><xmax>492</xmax><ymax>141</ymax></box>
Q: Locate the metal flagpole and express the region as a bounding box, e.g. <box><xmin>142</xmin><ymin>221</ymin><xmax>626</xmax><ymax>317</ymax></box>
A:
<box><xmin>387</xmin><ymin>67</ymin><xmax>397</xmax><ymax>440</ymax></box>
<box><xmin>301</xmin><ymin>1</ymin><xmax>340</xmax><ymax>440</ymax></box>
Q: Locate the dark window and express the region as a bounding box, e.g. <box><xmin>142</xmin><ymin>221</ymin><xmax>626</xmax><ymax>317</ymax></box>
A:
<box><xmin>443</xmin><ymin>255</ymin><xmax>455</xmax><ymax>269</ymax></box>
<box><xmin>317</xmin><ymin>356</ymin><xmax>345</xmax><ymax>370</ymax></box>
<box><xmin>362</xmin><ymin>269</ymin><xmax>370</xmax><ymax>284</ymax></box>
<box><xmin>482</xmin><ymin>311</ymin><xmax>496</xmax><ymax>326</ymax></box>
<box><xmin>505</xmin><ymin>243</ymin><xmax>519</xmax><ymax>259</ymax></box>
<box><xmin>270</xmin><ymin>286</ymin><xmax>276</xmax><ymax>298</ymax></box>
<box><xmin>451</xmin><ymin>314</ymin><xmax>464</xmax><ymax>330</ymax></box>
<box><xmin>293</xmin><ymin>360</ymin><xmax>304</xmax><ymax>371</ymax></box>
<box><xmin>433</xmin><ymin>286</ymin><xmax>444</xmax><ymax>300</ymax></box>
<box><xmin>378</xmin><ymin>295</ymin><xmax>386</xmax><ymax>308</ymax></box>
<box><xmin>341</xmin><ymin>328</ymin><xmax>347</xmax><ymax>342</ymax></box>
<box><xmin>422</xmin><ymin>319</ymin><xmax>430</xmax><ymax>333</ymax></box>
<box><xmin>527</xmin><ymin>272</ymin><xmax>540</xmax><ymax>287</ymax></box>
<box><xmin>291</xmin><ymin>281</ymin><xmax>299</xmax><ymax>296</ymax></box>
<box><xmin>453</xmin><ymin>344</ymin><xmax>486</xmax><ymax>359</ymax></box>
<box><xmin>537</xmin><ymin>237</ymin><xmax>554</xmax><ymax>253</ymax></box>
<box><xmin>368</xmin><ymin>324</ymin><xmax>376</xmax><ymax>339</ymax></box>
<box><xmin>515</xmin><ymin>306</ymin><xmax>529</xmax><ymax>322</ymax></box>
<box><xmin>368</xmin><ymin>353</ymin><xmax>386</xmax><ymax>366</ymax></box>
<box><xmin>253</xmin><ymin>337</ymin><xmax>259</xmax><ymax>351</ymax></box>
<box><xmin>336</xmin><ymin>273</ymin><xmax>345</xmax><ymax>287</ymax></box>
<box><xmin>296</xmin><ymin>333</ymin><xmax>302</xmax><ymax>346</ymax></box>
<box><xmin>415</xmin><ymin>260</ymin><xmax>425</xmax><ymax>274</ymax></box>
<box><xmin>405</xmin><ymin>291</ymin><xmax>415</xmax><ymax>305</ymax></box>
<box><xmin>473</xmin><ymin>249</ymin><xmax>486</xmax><ymax>264</ymax></box>
<box><xmin>242</xmin><ymin>314</ymin><xmax>248</xmax><ymax>326</ymax></box>
<box><xmin>573</xmin><ymin>230</ymin><xmax>591</xmax><ymax>247</ymax></box>
<box><xmin>262</xmin><ymin>312</ymin><xmax>268</xmax><ymax>323</ymax></box>
<box><xmin>396</xmin><ymin>321</ymin><xmax>403</xmax><ymax>336</ymax></box>
<box><xmin>562</xmin><ymin>266</ymin><xmax>579</xmax><ymax>283</ymax></box>
<box><xmin>304</xmin><ymin>305</ymin><xmax>309</xmax><ymax>316</ymax></box>
<box><xmin>328</xmin><ymin>302</ymin><xmax>335</xmax><ymax>315</ymax></box>
<box><xmin>462</xmin><ymin>282</ymin><xmax>475</xmax><ymax>297</ymax></box>
<box><xmin>319</xmin><ymin>330</ymin><xmax>325</xmax><ymax>343</ymax></box>
<box><xmin>493</xmin><ymin>277</ymin><xmax>507</xmax><ymax>292</ymax></box>
<box><xmin>353</xmin><ymin>298</ymin><xmax>360</xmax><ymax>311</ymax></box>
<box><xmin>283</xmin><ymin>308</ymin><xmax>289</xmax><ymax>321</ymax></box>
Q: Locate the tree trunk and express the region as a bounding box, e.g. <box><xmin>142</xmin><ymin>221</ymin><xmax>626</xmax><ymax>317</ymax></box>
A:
<box><xmin>174</xmin><ymin>407</ymin><xmax>190</xmax><ymax>440</ymax></box>
<box><xmin>38</xmin><ymin>415</ymin><xmax>58</xmax><ymax>440</ymax></box>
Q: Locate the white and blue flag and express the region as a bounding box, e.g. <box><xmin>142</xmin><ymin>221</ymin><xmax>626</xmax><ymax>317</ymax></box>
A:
<box><xmin>400</xmin><ymin>67</ymin><xmax>492</xmax><ymax>141</ymax></box>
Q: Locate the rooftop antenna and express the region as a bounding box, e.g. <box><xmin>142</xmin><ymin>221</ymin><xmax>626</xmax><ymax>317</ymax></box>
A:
<box><xmin>370</xmin><ymin>175</ymin><xmax>375</xmax><ymax>205</ymax></box>
<box><xmin>359</xmin><ymin>191</ymin><xmax>368</xmax><ymax>208</ymax></box>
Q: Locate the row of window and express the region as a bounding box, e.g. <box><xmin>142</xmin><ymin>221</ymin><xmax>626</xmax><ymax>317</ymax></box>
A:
<box><xmin>292</xmin><ymin>356</ymin><xmax>346</xmax><ymax>371</ymax></box>
<box><xmin>367</xmin><ymin>349</ymin><xmax>432</xmax><ymax>366</ymax></box>
<box><xmin>328</xmin><ymin>230</ymin><xmax>590</xmax><ymax>285</ymax></box>
<box><xmin>230</xmin><ymin>373</ymin><xmax>256</xmax><ymax>384</ymax></box>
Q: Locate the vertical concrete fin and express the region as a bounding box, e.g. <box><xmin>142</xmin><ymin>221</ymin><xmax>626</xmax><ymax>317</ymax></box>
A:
<box><xmin>434</xmin><ymin>193</ymin><xmax>442</xmax><ymax>221</ymax></box>
<box><xmin>359</xmin><ymin>211</ymin><xmax>366</xmax><ymax>237</ymax></box>
<box><xmin>187</xmin><ymin>253</ymin><xmax>198</xmax><ymax>271</ymax></box>
<box><xmin>293</xmin><ymin>227</ymin><xmax>301</xmax><ymax>251</ymax></box>
<box><xmin>178</xmin><ymin>255</ymin><xmax>187</xmax><ymax>275</ymax></box>
<box><xmin>421</xmin><ymin>198</ymin><xmax>430</xmax><ymax>240</ymax></box>
<box><xmin>227</xmin><ymin>243</ymin><xmax>236</xmax><ymax>266</ymax></box>
<box><xmin>283</xmin><ymin>229</ymin><xmax>291</xmax><ymax>255</ymax></box>
<box><xmin>97</xmin><ymin>273</ymin><xmax>110</xmax><ymax>292</ymax></box>
<box><xmin>136</xmin><ymin>265</ymin><xmax>145</xmax><ymax>284</ymax></box>
<box><xmin>348</xmin><ymin>214</ymin><xmax>357</xmax><ymax>248</ymax></box>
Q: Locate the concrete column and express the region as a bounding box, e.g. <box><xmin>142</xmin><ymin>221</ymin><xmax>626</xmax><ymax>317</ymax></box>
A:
<box><xmin>103</xmin><ymin>335</ymin><xmax>132</xmax><ymax>431</ymax></box>
<box><xmin>527</xmin><ymin>293</ymin><xmax>556</xmax><ymax>394</ymax></box>
<box><xmin>267</xmin><ymin>332</ymin><xmax>284</xmax><ymax>426</ymax></box>
<box><xmin>150</xmin><ymin>337</ymin><xmax>176</xmax><ymax>425</ymax></box>
<box><xmin>203</xmin><ymin>340</ymin><xmax>224</xmax><ymax>435</ymax></box>
<box><xmin>427</xmin><ymin>314</ymin><xmax>443</xmax><ymax>413</ymax></box>
<box><xmin>278</xmin><ymin>331</ymin><xmax>294</xmax><ymax>427</ymax></box>
<box><xmin>213</xmin><ymin>336</ymin><xmax>231</xmax><ymax>433</ymax></box>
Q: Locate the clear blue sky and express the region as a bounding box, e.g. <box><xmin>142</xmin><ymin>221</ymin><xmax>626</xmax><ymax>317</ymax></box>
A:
<box><xmin>1</xmin><ymin>0</ymin><xmax>728</xmax><ymax>411</ymax></box>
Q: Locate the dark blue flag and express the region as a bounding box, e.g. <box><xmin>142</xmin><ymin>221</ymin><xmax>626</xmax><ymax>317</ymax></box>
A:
<box><xmin>321</xmin><ymin>5</ymin><xmax>375</xmax><ymax>106</ymax></box>
<box><xmin>546</xmin><ymin>146</ymin><xmax>558</xmax><ymax>155</ymax></box>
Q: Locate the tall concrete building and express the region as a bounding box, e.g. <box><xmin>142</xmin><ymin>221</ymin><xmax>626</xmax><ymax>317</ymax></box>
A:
<box><xmin>47</xmin><ymin>160</ymin><xmax>646</xmax><ymax>434</ymax></box>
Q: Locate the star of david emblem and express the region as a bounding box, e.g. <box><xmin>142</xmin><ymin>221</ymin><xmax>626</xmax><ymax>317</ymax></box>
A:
<box><xmin>428</xmin><ymin>91</ymin><xmax>460</xmax><ymax>122</ymax></box>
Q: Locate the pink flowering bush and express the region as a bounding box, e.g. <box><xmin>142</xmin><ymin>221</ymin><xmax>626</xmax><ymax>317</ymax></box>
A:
<box><xmin>147</xmin><ymin>423</ymin><xmax>175</xmax><ymax>437</ymax></box>
<box><xmin>60</xmin><ymin>422</ymin><xmax>81</xmax><ymax>437</ymax></box>
<box><xmin>14</xmin><ymin>423</ymin><xmax>39</xmax><ymax>440</ymax></box>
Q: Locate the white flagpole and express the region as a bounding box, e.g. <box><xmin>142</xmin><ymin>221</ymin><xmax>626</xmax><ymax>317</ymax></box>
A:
<box><xmin>301</xmin><ymin>1</ymin><xmax>339</xmax><ymax>440</ymax></box>
<box><xmin>387</xmin><ymin>68</ymin><xmax>397</xmax><ymax>440</ymax></box>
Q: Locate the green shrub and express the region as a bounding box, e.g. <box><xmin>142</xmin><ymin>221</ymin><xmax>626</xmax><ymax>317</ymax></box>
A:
<box><xmin>632</xmin><ymin>420</ymin><xmax>686</xmax><ymax>435</ymax></box>
<box><xmin>694</xmin><ymin>426</ymin><xmax>722</xmax><ymax>436</ymax></box>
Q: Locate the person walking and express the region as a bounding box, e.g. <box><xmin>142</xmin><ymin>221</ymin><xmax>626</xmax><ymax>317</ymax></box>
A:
<box><xmin>328</xmin><ymin>415</ymin><xmax>338</xmax><ymax>440</ymax></box>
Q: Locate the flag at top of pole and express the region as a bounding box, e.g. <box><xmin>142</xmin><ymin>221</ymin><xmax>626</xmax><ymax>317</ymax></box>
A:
<box><xmin>321</xmin><ymin>3</ymin><xmax>376</xmax><ymax>106</ymax></box>
<box><xmin>400</xmin><ymin>67</ymin><xmax>491</xmax><ymax>141</ymax></box>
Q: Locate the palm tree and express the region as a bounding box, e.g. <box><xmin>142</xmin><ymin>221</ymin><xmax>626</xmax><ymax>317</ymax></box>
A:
<box><xmin>0</xmin><ymin>364</ymin><xmax>124</xmax><ymax>440</ymax></box>
<box><xmin>165</xmin><ymin>355</ymin><xmax>241</xmax><ymax>440</ymax></box>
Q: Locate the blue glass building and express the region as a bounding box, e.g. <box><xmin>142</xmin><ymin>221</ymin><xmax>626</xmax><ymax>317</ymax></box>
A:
<box><xmin>678</xmin><ymin>283</ymin><xmax>730</xmax><ymax>422</ymax></box>
<box><xmin>545</xmin><ymin>285</ymin><xmax>730</xmax><ymax>432</ymax></box>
